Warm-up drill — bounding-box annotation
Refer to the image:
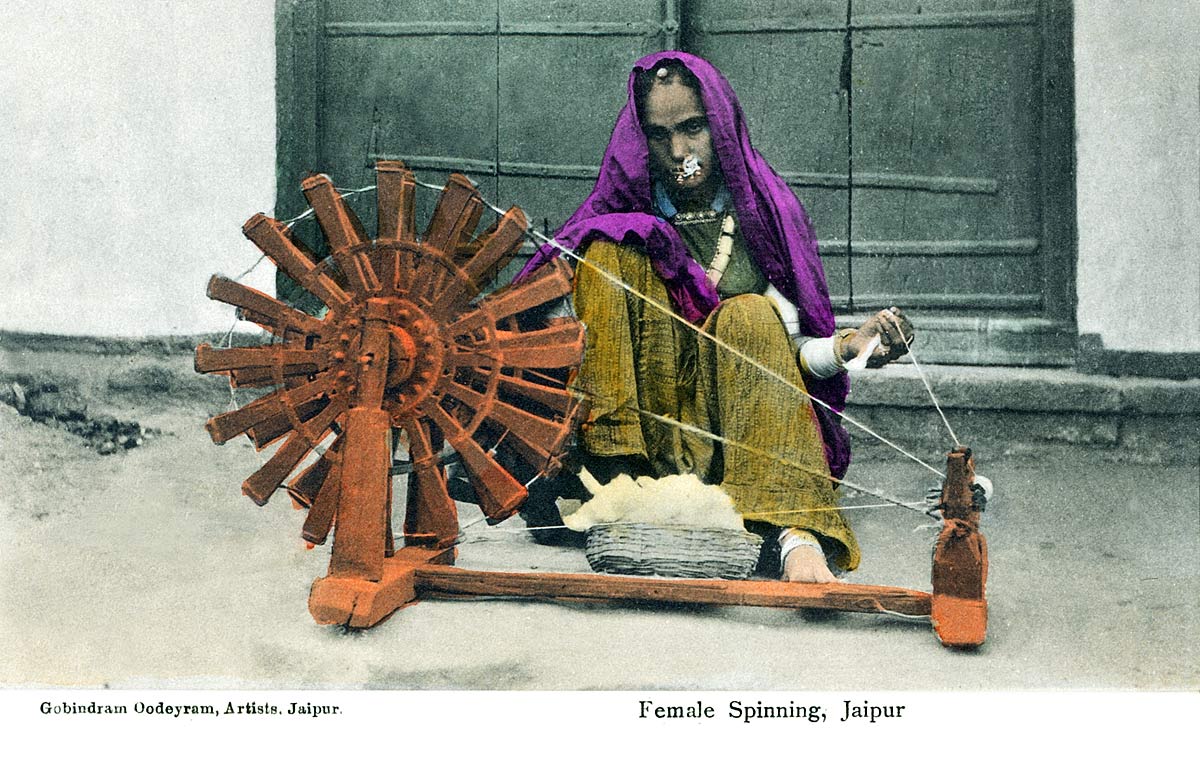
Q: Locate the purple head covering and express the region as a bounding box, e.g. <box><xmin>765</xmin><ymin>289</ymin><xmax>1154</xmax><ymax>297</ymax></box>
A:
<box><xmin>515</xmin><ymin>51</ymin><xmax>851</xmax><ymax>477</ymax></box>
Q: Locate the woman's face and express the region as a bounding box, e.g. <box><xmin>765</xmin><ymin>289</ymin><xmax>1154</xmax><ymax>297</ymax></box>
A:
<box><xmin>641</xmin><ymin>79</ymin><xmax>717</xmax><ymax>203</ymax></box>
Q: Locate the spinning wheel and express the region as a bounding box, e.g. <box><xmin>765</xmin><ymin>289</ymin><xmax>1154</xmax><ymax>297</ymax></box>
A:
<box><xmin>196</xmin><ymin>161</ymin><xmax>586</xmax><ymax>625</ymax></box>
<box><xmin>196</xmin><ymin>161</ymin><xmax>987</xmax><ymax>647</ymax></box>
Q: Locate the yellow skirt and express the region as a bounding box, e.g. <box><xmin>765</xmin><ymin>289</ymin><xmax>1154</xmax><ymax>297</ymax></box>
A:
<box><xmin>572</xmin><ymin>240</ymin><xmax>860</xmax><ymax>571</ymax></box>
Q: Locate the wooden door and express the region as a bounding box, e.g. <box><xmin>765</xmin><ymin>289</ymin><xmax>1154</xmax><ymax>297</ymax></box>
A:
<box><xmin>277</xmin><ymin>0</ymin><xmax>1074</xmax><ymax>363</ymax></box>
<box><xmin>276</xmin><ymin>0</ymin><xmax>677</xmax><ymax>293</ymax></box>
<box><xmin>686</xmin><ymin>0</ymin><xmax>1075</xmax><ymax>363</ymax></box>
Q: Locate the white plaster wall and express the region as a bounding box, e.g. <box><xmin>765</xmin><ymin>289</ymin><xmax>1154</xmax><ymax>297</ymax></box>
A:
<box><xmin>3</xmin><ymin>1</ymin><xmax>1197</xmax><ymax>351</ymax></box>
<box><xmin>1074</xmin><ymin>1</ymin><xmax>1200</xmax><ymax>352</ymax></box>
<box><xmin>0</xmin><ymin>0</ymin><xmax>276</xmax><ymax>337</ymax></box>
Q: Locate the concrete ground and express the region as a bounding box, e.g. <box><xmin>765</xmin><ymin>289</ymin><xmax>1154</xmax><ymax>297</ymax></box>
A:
<box><xmin>0</xmin><ymin>345</ymin><xmax>1196</xmax><ymax>690</ymax></box>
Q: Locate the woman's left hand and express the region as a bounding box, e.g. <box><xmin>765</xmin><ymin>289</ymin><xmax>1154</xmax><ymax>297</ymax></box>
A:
<box><xmin>843</xmin><ymin>306</ymin><xmax>915</xmax><ymax>368</ymax></box>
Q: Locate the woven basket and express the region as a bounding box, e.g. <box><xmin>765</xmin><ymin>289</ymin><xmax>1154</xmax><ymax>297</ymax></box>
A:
<box><xmin>584</xmin><ymin>523</ymin><xmax>763</xmax><ymax>580</ymax></box>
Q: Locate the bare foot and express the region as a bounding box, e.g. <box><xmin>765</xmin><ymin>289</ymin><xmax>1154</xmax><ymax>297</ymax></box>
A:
<box><xmin>782</xmin><ymin>544</ymin><xmax>839</xmax><ymax>583</ymax></box>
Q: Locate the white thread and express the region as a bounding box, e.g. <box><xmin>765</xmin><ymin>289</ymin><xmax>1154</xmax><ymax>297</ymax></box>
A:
<box><xmin>886</xmin><ymin>309</ymin><xmax>961</xmax><ymax>447</ymax></box>
<box><xmin>222</xmin><ymin>320</ymin><xmax>239</xmax><ymax>411</ymax></box>
<box><xmin>876</xmin><ymin>608</ymin><xmax>930</xmax><ymax>621</ymax></box>
<box><xmin>478</xmin><ymin>191</ymin><xmax>945</xmax><ymax>479</ymax></box>
<box><xmin>220</xmin><ymin>176</ymin><xmax>953</xmax><ymax>510</ymax></box>
<box><xmin>231</xmin><ymin>254</ymin><xmax>268</xmax><ymax>282</ymax></box>
<box><xmin>444</xmin><ymin>342</ymin><xmax>929</xmax><ymax>518</ymax></box>
<box><xmin>842</xmin><ymin>334</ymin><xmax>880</xmax><ymax>371</ymax></box>
<box><xmin>282</xmin><ymin>208</ymin><xmax>314</xmax><ymax>229</ymax></box>
<box><xmin>280</xmin><ymin>185</ymin><xmax>376</xmax><ymax>230</ymax></box>
<box><xmin>247</xmin><ymin>174</ymin><xmax>944</xmax><ymax>482</ymax></box>
<box><xmin>630</xmin><ymin>406</ymin><xmax>930</xmax><ymax>515</ymax></box>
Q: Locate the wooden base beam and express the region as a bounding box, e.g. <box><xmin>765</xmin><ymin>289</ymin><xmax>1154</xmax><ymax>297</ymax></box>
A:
<box><xmin>308</xmin><ymin>546</ymin><xmax>453</xmax><ymax>628</ymax></box>
<box><xmin>308</xmin><ymin>546</ymin><xmax>933</xmax><ymax>628</ymax></box>
<box><xmin>414</xmin><ymin>567</ymin><xmax>931</xmax><ymax>615</ymax></box>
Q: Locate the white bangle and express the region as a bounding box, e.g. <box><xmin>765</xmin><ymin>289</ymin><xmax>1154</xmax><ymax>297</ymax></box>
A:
<box><xmin>798</xmin><ymin>337</ymin><xmax>841</xmax><ymax>379</ymax></box>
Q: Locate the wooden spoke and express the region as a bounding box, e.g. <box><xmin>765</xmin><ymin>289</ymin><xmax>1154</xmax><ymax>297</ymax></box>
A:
<box><xmin>493</xmin><ymin>373</ymin><xmax>577</xmax><ymax>416</ymax></box>
<box><xmin>423</xmin><ymin>402</ymin><xmax>526</xmax><ymax>523</ymax></box>
<box><xmin>422</xmin><ymin>174</ymin><xmax>483</xmax><ymax>254</ymax></box>
<box><xmin>287</xmin><ymin>435</ymin><xmax>342</xmax><ymax>510</ymax></box>
<box><xmin>361</xmin><ymin>245</ymin><xmax>397</xmax><ymax>298</ymax></box>
<box><xmin>246</xmin><ymin>395</ymin><xmax>338</xmax><ymax>450</ymax></box>
<box><xmin>413</xmin><ymin>175</ymin><xmax>485</xmax><ymax>303</ymax></box>
<box><xmin>228</xmin><ymin>364</ymin><xmax>315</xmax><ymax>389</ymax></box>
<box><xmin>206</xmin><ymin>276</ymin><xmax>325</xmax><ymax>337</ymax></box>
<box><xmin>447</xmin><ymin>258</ymin><xmax>574</xmax><ymax>335</ymax></box>
<box><xmin>492</xmin><ymin>322</ymin><xmax>585</xmax><ymax>369</ymax></box>
<box><xmin>462</xmin><ymin>207</ymin><xmax>527</xmax><ymax>283</ymax></box>
<box><xmin>301</xmin><ymin>174</ymin><xmax>378</xmax><ymax>294</ymax></box>
<box><xmin>242</xmin><ymin>213</ymin><xmax>350</xmax><ymax>308</ymax></box>
<box><xmin>300</xmin><ymin>173</ymin><xmax>368</xmax><ymax>251</ymax></box>
<box><xmin>443</xmin><ymin>380</ymin><xmax>568</xmax><ymax>455</ymax></box>
<box><xmin>407</xmin><ymin>244</ymin><xmax>459</xmax><ymax>307</ymax></box>
<box><xmin>393</xmin><ymin>241</ymin><xmax>413</xmax><ymax>294</ymax></box>
<box><xmin>242</xmin><ymin>403</ymin><xmax>343</xmax><ymax>506</ymax></box>
<box><xmin>426</xmin><ymin>207</ymin><xmax>528</xmax><ymax>317</ymax></box>
<box><xmin>205</xmin><ymin>375</ymin><xmax>335</xmax><ymax>444</ymax></box>
<box><xmin>442</xmin><ymin>345</ymin><xmax>500</xmax><ymax>370</ymax></box>
<box><xmin>401</xmin><ymin>419</ymin><xmax>459</xmax><ymax>548</ymax></box>
<box><xmin>443</xmin><ymin>378</ymin><xmax>565</xmax><ymax>470</ymax></box>
<box><xmin>484</xmin><ymin>399</ymin><xmax>573</xmax><ymax>456</ymax></box>
<box><xmin>300</xmin><ymin>454</ymin><xmax>341</xmax><ymax>545</ymax></box>
<box><xmin>375</xmin><ymin>160</ymin><xmax>416</xmax><ymax>242</ymax></box>
<box><xmin>194</xmin><ymin>344</ymin><xmax>327</xmax><ymax>376</ymax></box>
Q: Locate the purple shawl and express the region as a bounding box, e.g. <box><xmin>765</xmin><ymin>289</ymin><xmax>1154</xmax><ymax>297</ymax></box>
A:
<box><xmin>514</xmin><ymin>51</ymin><xmax>851</xmax><ymax>477</ymax></box>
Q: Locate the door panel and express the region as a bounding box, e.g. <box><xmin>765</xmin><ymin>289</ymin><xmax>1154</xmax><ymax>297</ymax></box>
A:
<box><xmin>850</xmin><ymin>2</ymin><xmax>1041</xmax><ymax>313</ymax></box>
<box><xmin>277</xmin><ymin>0</ymin><xmax>1075</xmax><ymax>364</ymax></box>
<box><xmin>495</xmin><ymin>0</ymin><xmax>674</xmax><ymax>265</ymax></box>
<box><xmin>686</xmin><ymin>0</ymin><xmax>850</xmax><ymax>294</ymax></box>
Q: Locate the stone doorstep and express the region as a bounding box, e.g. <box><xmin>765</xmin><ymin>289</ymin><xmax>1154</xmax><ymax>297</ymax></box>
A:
<box><xmin>844</xmin><ymin>364</ymin><xmax>1200</xmax><ymax>415</ymax></box>
<box><xmin>841</xmin><ymin>364</ymin><xmax>1199</xmax><ymax>465</ymax></box>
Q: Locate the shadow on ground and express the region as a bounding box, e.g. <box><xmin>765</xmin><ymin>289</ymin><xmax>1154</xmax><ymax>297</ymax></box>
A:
<box><xmin>1</xmin><ymin>342</ymin><xmax>1195</xmax><ymax>689</ymax></box>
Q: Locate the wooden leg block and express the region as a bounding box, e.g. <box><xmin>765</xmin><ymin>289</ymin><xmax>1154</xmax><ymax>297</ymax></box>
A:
<box><xmin>309</xmin><ymin>576</ymin><xmax>378</xmax><ymax>626</ymax></box>
<box><xmin>931</xmin><ymin>595</ymin><xmax>987</xmax><ymax>648</ymax></box>
<box><xmin>308</xmin><ymin>546</ymin><xmax>450</xmax><ymax>628</ymax></box>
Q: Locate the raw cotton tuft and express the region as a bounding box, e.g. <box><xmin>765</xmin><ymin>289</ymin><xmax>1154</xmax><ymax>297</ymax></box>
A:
<box><xmin>558</xmin><ymin>469</ymin><xmax>744</xmax><ymax>532</ymax></box>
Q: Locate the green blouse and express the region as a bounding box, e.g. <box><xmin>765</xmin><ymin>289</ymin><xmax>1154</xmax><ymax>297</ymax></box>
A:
<box><xmin>670</xmin><ymin>209</ymin><xmax>768</xmax><ymax>299</ymax></box>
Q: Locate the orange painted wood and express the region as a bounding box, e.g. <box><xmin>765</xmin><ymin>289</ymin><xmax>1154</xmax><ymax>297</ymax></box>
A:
<box><xmin>245</xmin><ymin>396</ymin><xmax>332</xmax><ymax>448</ymax></box>
<box><xmin>930</xmin><ymin>447</ymin><xmax>988</xmax><ymax>647</ymax></box>
<box><xmin>194</xmin><ymin>344</ymin><xmax>327</xmax><ymax>375</ymax></box>
<box><xmin>308</xmin><ymin>546</ymin><xmax>452</xmax><ymax>627</ymax></box>
<box><xmin>241</xmin><ymin>402</ymin><xmax>342</xmax><ymax>505</ymax></box>
<box><xmin>427</xmin><ymin>206</ymin><xmax>529</xmax><ymax>315</ymax></box>
<box><xmin>447</xmin><ymin>258</ymin><xmax>575</xmax><ymax>336</ymax></box>
<box><xmin>287</xmin><ymin>435</ymin><xmax>341</xmax><ymax>510</ymax></box>
<box><xmin>401</xmin><ymin>419</ymin><xmax>460</xmax><ymax>548</ymax></box>
<box><xmin>328</xmin><ymin>321</ymin><xmax>392</xmax><ymax>580</ymax></box>
<box><xmin>375</xmin><ymin>160</ymin><xmax>417</xmax><ymax>242</ymax></box>
<box><xmin>327</xmin><ymin>408</ymin><xmax>391</xmax><ymax>579</ymax></box>
<box><xmin>206</xmin><ymin>375</ymin><xmax>336</xmax><ymax>444</ymax></box>
<box><xmin>412</xmin><ymin>567</ymin><xmax>932</xmax><ymax>616</ymax></box>
<box><xmin>300</xmin><ymin>173</ymin><xmax>368</xmax><ymax>251</ymax></box>
<box><xmin>422</xmin><ymin>174</ymin><xmax>484</xmax><ymax>256</ymax></box>
<box><xmin>206</xmin><ymin>275</ymin><xmax>325</xmax><ymax>337</ymax></box>
<box><xmin>423</xmin><ymin>402</ymin><xmax>527</xmax><ymax>522</ymax></box>
<box><xmin>228</xmin><ymin>365</ymin><xmax>318</xmax><ymax>389</ymax></box>
<box><xmin>242</xmin><ymin>213</ymin><xmax>350</xmax><ymax>308</ymax></box>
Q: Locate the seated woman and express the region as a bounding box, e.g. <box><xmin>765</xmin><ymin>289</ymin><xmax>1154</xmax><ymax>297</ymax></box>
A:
<box><xmin>515</xmin><ymin>52</ymin><xmax>913</xmax><ymax>583</ymax></box>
